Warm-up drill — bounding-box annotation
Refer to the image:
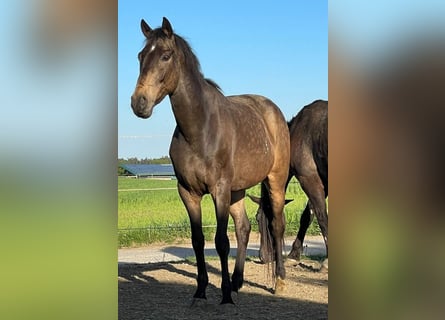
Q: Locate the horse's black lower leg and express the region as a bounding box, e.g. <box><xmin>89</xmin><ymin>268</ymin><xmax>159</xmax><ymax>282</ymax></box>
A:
<box><xmin>191</xmin><ymin>226</ymin><xmax>208</xmax><ymax>299</ymax></box>
<box><xmin>229</xmin><ymin>191</ymin><xmax>251</xmax><ymax>292</ymax></box>
<box><xmin>288</xmin><ymin>203</ymin><xmax>312</xmax><ymax>261</ymax></box>
<box><xmin>310</xmin><ymin>201</ymin><xmax>327</xmax><ymax>258</ymax></box>
<box><xmin>178</xmin><ymin>185</ymin><xmax>208</xmax><ymax>300</ymax></box>
<box><xmin>298</xmin><ymin>174</ymin><xmax>328</xmax><ymax>258</ymax></box>
<box><xmin>213</xmin><ymin>186</ymin><xmax>233</xmax><ymax>304</ymax></box>
<box><xmin>231</xmin><ymin>220</ymin><xmax>250</xmax><ymax>292</ymax></box>
<box><xmin>215</xmin><ymin>224</ymin><xmax>232</xmax><ymax>304</ymax></box>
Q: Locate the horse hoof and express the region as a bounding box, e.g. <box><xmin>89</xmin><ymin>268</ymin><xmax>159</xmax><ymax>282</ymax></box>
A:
<box><xmin>189</xmin><ymin>298</ymin><xmax>207</xmax><ymax>308</ymax></box>
<box><xmin>284</xmin><ymin>258</ymin><xmax>299</xmax><ymax>267</ymax></box>
<box><xmin>217</xmin><ymin>301</ymin><xmax>237</xmax><ymax>315</ymax></box>
<box><xmin>274</xmin><ymin>277</ymin><xmax>286</xmax><ymax>295</ymax></box>
<box><xmin>220</xmin><ymin>296</ymin><xmax>234</xmax><ymax>305</ymax></box>
<box><xmin>320</xmin><ymin>258</ymin><xmax>328</xmax><ymax>272</ymax></box>
<box><xmin>287</xmin><ymin>250</ymin><xmax>301</xmax><ymax>262</ymax></box>
<box><xmin>231</xmin><ymin>276</ymin><xmax>244</xmax><ymax>292</ymax></box>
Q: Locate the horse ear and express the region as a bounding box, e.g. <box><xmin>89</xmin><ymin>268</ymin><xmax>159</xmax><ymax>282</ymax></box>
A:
<box><xmin>162</xmin><ymin>17</ymin><xmax>173</xmax><ymax>38</ymax></box>
<box><xmin>285</xmin><ymin>199</ymin><xmax>293</xmax><ymax>205</ymax></box>
<box><xmin>247</xmin><ymin>194</ymin><xmax>261</xmax><ymax>205</ymax></box>
<box><xmin>140</xmin><ymin>19</ymin><xmax>152</xmax><ymax>38</ymax></box>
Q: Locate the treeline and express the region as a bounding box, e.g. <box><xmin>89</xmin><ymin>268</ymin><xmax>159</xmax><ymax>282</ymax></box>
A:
<box><xmin>118</xmin><ymin>156</ymin><xmax>171</xmax><ymax>165</ymax></box>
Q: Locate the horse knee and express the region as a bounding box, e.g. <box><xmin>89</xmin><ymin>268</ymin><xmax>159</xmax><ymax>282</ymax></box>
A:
<box><xmin>191</xmin><ymin>232</ymin><xmax>205</xmax><ymax>251</ymax></box>
<box><xmin>215</xmin><ymin>232</ymin><xmax>230</xmax><ymax>256</ymax></box>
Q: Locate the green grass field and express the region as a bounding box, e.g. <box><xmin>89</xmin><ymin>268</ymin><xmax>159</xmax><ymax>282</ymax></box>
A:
<box><xmin>118</xmin><ymin>176</ymin><xmax>321</xmax><ymax>247</ymax></box>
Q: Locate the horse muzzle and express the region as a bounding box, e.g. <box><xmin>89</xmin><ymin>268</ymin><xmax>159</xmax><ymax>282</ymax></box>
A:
<box><xmin>131</xmin><ymin>94</ymin><xmax>154</xmax><ymax>119</ymax></box>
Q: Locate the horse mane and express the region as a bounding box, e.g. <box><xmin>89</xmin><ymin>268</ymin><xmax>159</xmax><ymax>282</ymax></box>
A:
<box><xmin>146</xmin><ymin>27</ymin><xmax>223</xmax><ymax>93</ymax></box>
<box><xmin>172</xmin><ymin>33</ymin><xmax>224</xmax><ymax>92</ymax></box>
<box><xmin>205</xmin><ymin>78</ymin><xmax>222</xmax><ymax>92</ymax></box>
<box><xmin>175</xmin><ymin>35</ymin><xmax>223</xmax><ymax>92</ymax></box>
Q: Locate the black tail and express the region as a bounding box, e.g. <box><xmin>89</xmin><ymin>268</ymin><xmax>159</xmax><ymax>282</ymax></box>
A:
<box><xmin>257</xmin><ymin>183</ymin><xmax>277</xmax><ymax>264</ymax></box>
<box><xmin>257</xmin><ymin>203</ymin><xmax>274</xmax><ymax>263</ymax></box>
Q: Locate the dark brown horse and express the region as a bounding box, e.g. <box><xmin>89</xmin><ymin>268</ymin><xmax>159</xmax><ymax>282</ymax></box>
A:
<box><xmin>131</xmin><ymin>17</ymin><xmax>290</xmax><ymax>304</ymax></box>
<box><xmin>250</xmin><ymin>100</ymin><xmax>328</xmax><ymax>265</ymax></box>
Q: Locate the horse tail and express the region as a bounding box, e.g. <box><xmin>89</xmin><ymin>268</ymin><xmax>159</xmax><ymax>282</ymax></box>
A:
<box><xmin>257</xmin><ymin>200</ymin><xmax>275</xmax><ymax>264</ymax></box>
<box><xmin>257</xmin><ymin>182</ymin><xmax>276</xmax><ymax>264</ymax></box>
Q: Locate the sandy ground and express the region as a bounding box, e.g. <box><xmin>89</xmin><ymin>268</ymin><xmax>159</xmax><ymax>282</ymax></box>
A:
<box><xmin>118</xmin><ymin>236</ymin><xmax>328</xmax><ymax>320</ymax></box>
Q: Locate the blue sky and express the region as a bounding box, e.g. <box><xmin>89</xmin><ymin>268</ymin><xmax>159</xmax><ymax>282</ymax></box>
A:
<box><xmin>118</xmin><ymin>1</ymin><xmax>327</xmax><ymax>159</ymax></box>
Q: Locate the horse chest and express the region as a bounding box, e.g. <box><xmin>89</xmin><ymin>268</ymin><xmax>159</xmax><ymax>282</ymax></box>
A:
<box><xmin>170</xmin><ymin>140</ymin><xmax>225</xmax><ymax>191</ymax></box>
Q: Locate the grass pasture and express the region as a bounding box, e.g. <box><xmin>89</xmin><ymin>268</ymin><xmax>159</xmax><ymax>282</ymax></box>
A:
<box><xmin>118</xmin><ymin>176</ymin><xmax>321</xmax><ymax>247</ymax></box>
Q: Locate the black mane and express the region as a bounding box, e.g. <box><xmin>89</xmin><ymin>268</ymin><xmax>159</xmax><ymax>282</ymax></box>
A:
<box><xmin>174</xmin><ymin>35</ymin><xmax>222</xmax><ymax>92</ymax></box>
<box><xmin>205</xmin><ymin>78</ymin><xmax>222</xmax><ymax>91</ymax></box>
<box><xmin>147</xmin><ymin>28</ymin><xmax>222</xmax><ymax>92</ymax></box>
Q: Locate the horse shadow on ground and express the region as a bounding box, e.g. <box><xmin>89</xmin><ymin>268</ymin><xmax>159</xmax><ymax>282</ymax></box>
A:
<box><xmin>118</xmin><ymin>259</ymin><xmax>270</xmax><ymax>294</ymax></box>
<box><xmin>118</xmin><ymin>260</ymin><xmax>328</xmax><ymax>320</ymax></box>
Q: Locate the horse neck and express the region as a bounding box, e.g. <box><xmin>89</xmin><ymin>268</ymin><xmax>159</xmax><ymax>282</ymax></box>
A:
<box><xmin>169</xmin><ymin>72</ymin><xmax>220</xmax><ymax>142</ymax></box>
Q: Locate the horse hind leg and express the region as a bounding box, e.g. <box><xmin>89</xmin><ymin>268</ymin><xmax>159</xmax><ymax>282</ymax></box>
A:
<box><xmin>229</xmin><ymin>190</ymin><xmax>251</xmax><ymax>292</ymax></box>
<box><xmin>298</xmin><ymin>174</ymin><xmax>328</xmax><ymax>259</ymax></box>
<box><xmin>287</xmin><ymin>202</ymin><xmax>313</xmax><ymax>262</ymax></box>
<box><xmin>264</xmin><ymin>177</ymin><xmax>287</xmax><ymax>293</ymax></box>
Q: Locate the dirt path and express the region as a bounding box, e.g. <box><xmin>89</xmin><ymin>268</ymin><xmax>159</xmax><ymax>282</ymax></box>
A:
<box><xmin>118</xmin><ymin>235</ymin><xmax>326</xmax><ymax>264</ymax></box>
<box><xmin>118</xmin><ymin>236</ymin><xmax>328</xmax><ymax>320</ymax></box>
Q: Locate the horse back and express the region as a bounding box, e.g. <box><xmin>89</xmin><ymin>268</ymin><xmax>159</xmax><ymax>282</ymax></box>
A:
<box><xmin>227</xmin><ymin>94</ymin><xmax>290</xmax><ymax>186</ymax></box>
<box><xmin>227</xmin><ymin>94</ymin><xmax>289</xmax><ymax>146</ymax></box>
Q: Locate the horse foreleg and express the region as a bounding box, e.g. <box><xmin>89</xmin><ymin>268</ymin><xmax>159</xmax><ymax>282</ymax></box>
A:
<box><xmin>229</xmin><ymin>190</ymin><xmax>251</xmax><ymax>292</ymax></box>
<box><xmin>177</xmin><ymin>184</ymin><xmax>208</xmax><ymax>300</ymax></box>
<box><xmin>212</xmin><ymin>182</ymin><xmax>233</xmax><ymax>304</ymax></box>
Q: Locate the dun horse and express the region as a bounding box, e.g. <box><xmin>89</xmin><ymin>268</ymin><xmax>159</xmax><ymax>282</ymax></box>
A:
<box><xmin>131</xmin><ymin>17</ymin><xmax>290</xmax><ymax>304</ymax></box>
<box><xmin>250</xmin><ymin>100</ymin><xmax>328</xmax><ymax>265</ymax></box>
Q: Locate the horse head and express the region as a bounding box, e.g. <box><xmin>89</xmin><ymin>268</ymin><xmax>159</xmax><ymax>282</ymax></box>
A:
<box><xmin>131</xmin><ymin>17</ymin><xmax>180</xmax><ymax>118</ymax></box>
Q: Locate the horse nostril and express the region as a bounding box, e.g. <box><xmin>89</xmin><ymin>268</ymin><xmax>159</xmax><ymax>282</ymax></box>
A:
<box><xmin>131</xmin><ymin>95</ymin><xmax>147</xmax><ymax>110</ymax></box>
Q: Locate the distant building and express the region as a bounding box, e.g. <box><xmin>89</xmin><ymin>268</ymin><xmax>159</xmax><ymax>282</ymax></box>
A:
<box><xmin>119</xmin><ymin>164</ymin><xmax>176</xmax><ymax>179</ymax></box>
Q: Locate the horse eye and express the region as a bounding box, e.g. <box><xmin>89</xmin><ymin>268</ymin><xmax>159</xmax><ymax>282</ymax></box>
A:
<box><xmin>160</xmin><ymin>52</ymin><xmax>172</xmax><ymax>61</ymax></box>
